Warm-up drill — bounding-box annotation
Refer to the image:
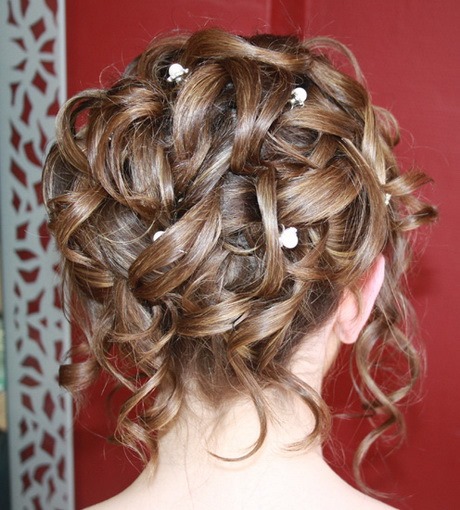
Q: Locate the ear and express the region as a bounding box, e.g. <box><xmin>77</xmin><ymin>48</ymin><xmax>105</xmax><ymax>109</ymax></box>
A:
<box><xmin>334</xmin><ymin>255</ymin><xmax>385</xmax><ymax>345</ymax></box>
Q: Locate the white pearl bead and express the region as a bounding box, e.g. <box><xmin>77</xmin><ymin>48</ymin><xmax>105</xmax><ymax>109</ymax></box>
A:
<box><xmin>168</xmin><ymin>63</ymin><xmax>188</xmax><ymax>81</ymax></box>
<box><xmin>279</xmin><ymin>227</ymin><xmax>298</xmax><ymax>249</ymax></box>
<box><xmin>290</xmin><ymin>87</ymin><xmax>307</xmax><ymax>106</ymax></box>
<box><xmin>153</xmin><ymin>230</ymin><xmax>165</xmax><ymax>241</ymax></box>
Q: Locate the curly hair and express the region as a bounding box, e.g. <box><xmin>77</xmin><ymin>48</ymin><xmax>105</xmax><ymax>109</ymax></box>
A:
<box><xmin>42</xmin><ymin>28</ymin><xmax>436</xmax><ymax>489</ymax></box>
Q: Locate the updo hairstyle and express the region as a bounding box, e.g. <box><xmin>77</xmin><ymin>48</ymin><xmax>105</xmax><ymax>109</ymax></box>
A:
<box><xmin>42</xmin><ymin>28</ymin><xmax>436</xmax><ymax>486</ymax></box>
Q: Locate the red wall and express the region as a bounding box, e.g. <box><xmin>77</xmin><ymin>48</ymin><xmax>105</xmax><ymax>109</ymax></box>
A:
<box><xmin>67</xmin><ymin>1</ymin><xmax>459</xmax><ymax>508</ymax></box>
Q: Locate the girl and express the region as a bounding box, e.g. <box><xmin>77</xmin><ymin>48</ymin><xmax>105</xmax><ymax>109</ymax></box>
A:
<box><xmin>43</xmin><ymin>29</ymin><xmax>436</xmax><ymax>509</ymax></box>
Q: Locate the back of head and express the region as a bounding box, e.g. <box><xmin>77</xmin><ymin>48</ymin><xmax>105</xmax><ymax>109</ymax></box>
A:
<box><xmin>43</xmin><ymin>28</ymin><xmax>436</xmax><ymax>483</ymax></box>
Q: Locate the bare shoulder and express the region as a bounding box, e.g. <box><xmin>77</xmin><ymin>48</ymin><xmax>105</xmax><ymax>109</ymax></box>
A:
<box><xmin>313</xmin><ymin>469</ymin><xmax>398</xmax><ymax>510</ymax></box>
<box><xmin>81</xmin><ymin>463</ymin><xmax>399</xmax><ymax>510</ymax></box>
<box><xmin>83</xmin><ymin>495</ymin><xmax>398</xmax><ymax>510</ymax></box>
<box><xmin>82</xmin><ymin>487</ymin><xmax>140</xmax><ymax>510</ymax></box>
<box><xmin>83</xmin><ymin>499</ymin><xmax>121</xmax><ymax>510</ymax></box>
<box><xmin>348</xmin><ymin>491</ymin><xmax>398</xmax><ymax>510</ymax></box>
<box><xmin>83</xmin><ymin>496</ymin><xmax>130</xmax><ymax>510</ymax></box>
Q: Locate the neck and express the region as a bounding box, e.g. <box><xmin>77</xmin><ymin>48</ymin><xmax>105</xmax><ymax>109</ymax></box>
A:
<box><xmin>91</xmin><ymin>319</ymin><xmax>394</xmax><ymax>508</ymax></box>
<box><xmin>155</xmin><ymin>323</ymin><xmax>337</xmax><ymax>474</ymax></box>
<box><xmin>125</xmin><ymin>324</ymin><xmax>355</xmax><ymax>509</ymax></box>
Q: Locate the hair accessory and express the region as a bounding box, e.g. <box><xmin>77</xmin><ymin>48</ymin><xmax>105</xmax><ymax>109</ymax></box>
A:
<box><xmin>384</xmin><ymin>193</ymin><xmax>392</xmax><ymax>206</ymax></box>
<box><xmin>289</xmin><ymin>87</ymin><xmax>307</xmax><ymax>108</ymax></box>
<box><xmin>279</xmin><ymin>227</ymin><xmax>298</xmax><ymax>249</ymax></box>
<box><xmin>153</xmin><ymin>230</ymin><xmax>165</xmax><ymax>241</ymax></box>
<box><xmin>167</xmin><ymin>63</ymin><xmax>189</xmax><ymax>83</ymax></box>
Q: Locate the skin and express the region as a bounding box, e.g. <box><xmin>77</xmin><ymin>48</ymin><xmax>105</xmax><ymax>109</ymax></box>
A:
<box><xmin>85</xmin><ymin>256</ymin><xmax>395</xmax><ymax>510</ymax></box>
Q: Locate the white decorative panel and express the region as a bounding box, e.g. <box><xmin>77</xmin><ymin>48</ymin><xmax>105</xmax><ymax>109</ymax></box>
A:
<box><xmin>0</xmin><ymin>1</ymin><xmax>74</xmax><ymax>509</ymax></box>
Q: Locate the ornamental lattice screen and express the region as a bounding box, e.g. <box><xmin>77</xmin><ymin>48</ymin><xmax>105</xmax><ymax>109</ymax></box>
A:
<box><xmin>0</xmin><ymin>1</ymin><xmax>74</xmax><ymax>508</ymax></box>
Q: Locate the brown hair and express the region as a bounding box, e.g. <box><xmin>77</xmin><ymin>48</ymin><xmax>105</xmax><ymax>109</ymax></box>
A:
<box><xmin>43</xmin><ymin>28</ymin><xmax>436</xmax><ymax>488</ymax></box>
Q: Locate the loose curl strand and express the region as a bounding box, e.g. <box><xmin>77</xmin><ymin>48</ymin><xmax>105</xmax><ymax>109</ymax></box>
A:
<box><xmin>42</xmin><ymin>28</ymin><xmax>437</xmax><ymax>490</ymax></box>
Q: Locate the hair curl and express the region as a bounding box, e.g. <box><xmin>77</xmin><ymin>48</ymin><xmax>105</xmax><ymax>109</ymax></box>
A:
<box><xmin>42</xmin><ymin>28</ymin><xmax>436</xmax><ymax>489</ymax></box>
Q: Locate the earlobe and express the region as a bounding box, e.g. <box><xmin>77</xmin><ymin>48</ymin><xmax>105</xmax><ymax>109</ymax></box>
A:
<box><xmin>334</xmin><ymin>255</ymin><xmax>385</xmax><ymax>345</ymax></box>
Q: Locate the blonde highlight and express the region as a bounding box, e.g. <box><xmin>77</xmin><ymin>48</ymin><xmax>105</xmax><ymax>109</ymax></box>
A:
<box><xmin>43</xmin><ymin>28</ymin><xmax>437</xmax><ymax>490</ymax></box>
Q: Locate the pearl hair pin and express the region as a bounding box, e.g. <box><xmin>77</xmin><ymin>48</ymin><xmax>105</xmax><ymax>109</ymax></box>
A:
<box><xmin>384</xmin><ymin>193</ymin><xmax>392</xmax><ymax>206</ymax></box>
<box><xmin>153</xmin><ymin>231</ymin><xmax>165</xmax><ymax>241</ymax></box>
<box><xmin>167</xmin><ymin>63</ymin><xmax>189</xmax><ymax>83</ymax></box>
<box><xmin>289</xmin><ymin>87</ymin><xmax>308</xmax><ymax>107</ymax></box>
<box><xmin>279</xmin><ymin>227</ymin><xmax>299</xmax><ymax>249</ymax></box>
